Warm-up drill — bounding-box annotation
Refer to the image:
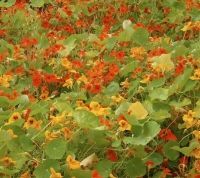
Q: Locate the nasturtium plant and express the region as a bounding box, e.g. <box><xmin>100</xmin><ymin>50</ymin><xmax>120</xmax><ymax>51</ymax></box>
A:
<box><xmin>0</xmin><ymin>0</ymin><xmax>200</xmax><ymax>177</ymax></box>
<box><xmin>44</xmin><ymin>139</ymin><xmax>67</xmax><ymax>159</ymax></box>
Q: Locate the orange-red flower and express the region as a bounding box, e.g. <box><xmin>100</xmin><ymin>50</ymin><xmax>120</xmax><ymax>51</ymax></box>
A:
<box><xmin>92</xmin><ymin>170</ymin><xmax>103</xmax><ymax>178</ymax></box>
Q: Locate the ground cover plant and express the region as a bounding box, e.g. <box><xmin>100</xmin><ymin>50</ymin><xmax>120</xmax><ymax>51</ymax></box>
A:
<box><xmin>0</xmin><ymin>0</ymin><xmax>200</xmax><ymax>177</ymax></box>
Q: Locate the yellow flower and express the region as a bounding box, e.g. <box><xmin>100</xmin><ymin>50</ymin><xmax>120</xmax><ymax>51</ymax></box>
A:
<box><xmin>190</xmin><ymin>69</ymin><xmax>200</xmax><ymax>80</ymax></box>
<box><xmin>7</xmin><ymin>112</ymin><xmax>21</xmax><ymax>124</ymax></box>
<box><xmin>49</xmin><ymin>59</ymin><xmax>56</xmax><ymax>66</ymax></box>
<box><xmin>111</xmin><ymin>94</ymin><xmax>124</xmax><ymax>104</ymax></box>
<box><xmin>77</xmin><ymin>75</ymin><xmax>88</xmax><ymax>85</ymax></box>
<box><xmin>89</xmin><ymin>101</ymin><xmax>110</xmax><ymax>116</ymax></box>
<box><xmin>39</xmin><ymin>90</ymin><xmax>49</xmax><ymax>100</ymax></box>
<box><xmin>130</xmin><ymin>47</ymin><xmax>146</xmax><ymax>60</ymax></box>
<box><xmin>50</xmin><ymin>168</ymin><xmax>63</xmax><ymax>178</ymax></box>
<box><xmin>194</xmin><ymin>159</ymin><xmax>200</xmax><ymax>173</ymax></box>
<box><xmin>190</xmin><ymin>148</ymin><xmax>200</xmax><ymax>159</ymax></box>
<box><xmin>50</xmin><ymin>112</ymin><xmax>66</xmax><ymax>126</ymax></box>
<box><xmin>0</xmin><ymin>74</ymin><xmax>12</xmax><ymax>87</ymax></box>
<box><xmin>63</xmin><ymin>78</ymin><xmax>73</xmax><ymax>89</ymax></box>
<box><xmin>140</xmin><ymin>74</ymin><xmax>151</xmax><ymax>84</ymax></box>
<box><xmin>76</xmin><ymin>100</ymin><xmax>86</xmax><ymax>107</ymax></box>
<box><xmin>45</xmin><ymin>130</ymin><xmax>60</xmax><ymax>141</ymax></box>
<box><xmin>61</xmin><ymin>58</ymin><xmax>72</xmax><ymax>70</ymax></box>
<box><xmin>118</xmin><ymin>120</ymin><xmax>131</xmax><ymax>131</ymax></box>
<box><xmin>66</xmin><ymin>155</ymin><xmax>80</xmax><ymax>170</ymax></box>
<box><xmin>0</xmin><ymin>156</ymin><xmax>16</xmax><ymax>167</ymax></box>
<box><xmin>90</xmin><ymin>101</ymin><xmax>101</xmax><ymax>110</ymax></box>
<box><xmin>182</xmin><ymin>110</ymin><xmax>196</xmax><ymax>128</ymax></box>
<box><xmin>181</xmin><ymin>22</ymin><xmax>193</xmax><ymax>31</ymax></box>
<box><xmin>193</xmin><ymin>130</ymin><xmax>200</xmax><ymax>140</ymax></box>
<box><xmin>110</xmin><ymin>173</ymin><xmax>117</xmax><ymax>178</ymax></box>
<box><xmin>20</xmin><ymin>171</ymin><xmax>31</xmax><ymax>178</ymax></box>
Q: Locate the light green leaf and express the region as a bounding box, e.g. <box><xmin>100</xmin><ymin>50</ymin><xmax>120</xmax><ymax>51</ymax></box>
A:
<box><xmin>45</xmin><ymin>139</ymin><xmax>66</xmax><ymax>159</ymax></box>
<box><xmin>150</xmin><ymin>88</ymin><xmax>169</xmax><ymax>101</ymax></box>
<box><xmin>123</xmin><ymin>121</ymin><xmax>160</xmax><ymax>145</ymax></box>
<box><xmin>172</xmin><ymin>140</ymin><xmax>199</xmax><ymax>156</ymax></box>
<box><xmin>30</xmin><ymin>0</ymin><xmax>45</xmax><ymax>7</ymax></box>
<box><xmin>151</xmin><ymin>53</ymin><xmax>174</xmax><ymax>72</ymax></box>
<box><xmin>0</xmin><ymin>0</ymin><xmax>16</xmax><ymax>7</ymax></box>
<box><xmin>103</xmin><ymin>82</ymin><xmax>119</xmax><ymax>95</ymax></box>
<box><xmin>169</xmin><ymin>67</ymin><xmax>193</xmax><ymax>95</ymax></box>
<box><xmin>34</xmin><ymin>160</ymin><xmax>60</xmax><ymax>178</ymax></box>
<box><xmin>120</xmin><ymin>61</ymin><xmax>138</xmax><ymax>77</ymax></box>
<box><xmin>115</xmin><ymin>102</ymin><xmax>130</xmax><ymax>116</ymax></box>
<box><xmin>73</xmin><ymin>110</ymin><xmax>99</xmax><ymax>128</ymax></box>
<box><xmin>118</xmin><ymin>27</ymin><xmax>134</xmax><ymax>42</ymax></box>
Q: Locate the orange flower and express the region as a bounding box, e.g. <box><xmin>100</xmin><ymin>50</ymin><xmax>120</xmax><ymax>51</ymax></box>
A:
<box><xmin>191</xmin><ymin>148</ymin><xmax>200</xmax><ymax>159</ymax></box>
<box><xmin>92</xmin><ymin>170</ymin><xmax>103</xmax><ymax>178</ymax></box>
<box><xmin>130</xmin><ymin>47</ymin><xmax>146</xmax><ymax>60</ymax></box>
<box><xmin>66</xmin><ymin>155</ymin><xmax>80</xmax><ymax>170</ymax></box>
<box><xmin>23</xmin><ymin>117</ymin><xmax>42</xmax><ymax>130</ymax></box>
<box><xmin>45</xmin><ymin>130</ymin><xmax>60</xmax><ymax>141</ymax></box>
<box><xmin>20</xmin><ymin>171</ymin><xmax>31</xmax><ymax>178</ymax></box>
<box><xmin>50</xmin><ymin>168</ymin><xmax>63</xmax><ymax>178</ymax></box>
<box><xmin>190</xmin><ymin>69</ymin><xmax>200</xmax><ymax>80</ymax></box>
<box><xmin>194</xmin><ymin>160</ymin><xmax>200</xmax><ymax>173</ymax></box>
<box><xmin>61</xmin><ymin>127</ymin><xmax>72</xmax><ymax>140</ymax></box>
<box><xmin>0</xmin><ymin>156</ymin><xmax>16</xmax><ymax>167</ymax></box>
<box><xmin>7</xmin><ymin>112</ymin><xmax>21</xmax><ymax>124</ymax></box>
<box><xmin>118</xmin><ymin>120</ymin><xmax>131</xmax><ymax>131</ymax></box>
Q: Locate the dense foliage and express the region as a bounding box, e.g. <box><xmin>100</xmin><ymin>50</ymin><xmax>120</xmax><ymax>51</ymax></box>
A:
<box><xmin>0</xmin><ymin>0</ymin><xmax>200</xmax><ymax>177</ymax></box>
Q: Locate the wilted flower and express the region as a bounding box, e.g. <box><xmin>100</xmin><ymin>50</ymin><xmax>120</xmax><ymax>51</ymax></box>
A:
<box><xmin>122</xmin><ymin>20</ymin><xmax>132</xmax><ymax>29</ymax></box>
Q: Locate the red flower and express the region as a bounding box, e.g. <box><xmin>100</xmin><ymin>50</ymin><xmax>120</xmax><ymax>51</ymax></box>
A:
<box><xmin>43</xmin><ymin>73</ymin><xmax>59</xmax><ymax>84</ymax></box>
<box><xmin>119</xmin><ymin>4</ymin><xmax>129</xmax><ymax>14</ymax></box>
<box><xmin>99</xmin><ymin>117</ymin><xmax>112</xmax><ymax>129</ymax></box>
<box><xmin>162</xmin><ymin>167</ymin><xmax>172</xmax><ymax>175</ymax></box>
<box><xmin>0</xmin><ymin>54</ymin><xmax>4</xmax><ymax>62</ymax></box>
<box><xmin>0</xmin><ymin>30</ymin><xmax>6</xmax><ymax>36</ymax></box>
<box><xmin>159</xmin><ymin>129</ymin><xmax>177</xmax><ymax>141</ymax></box>
<box><xmin>85</xmin><ymin>83</ymin><xmax>101</xmax><ymax>94</ymax></box>
<box><xmin>115</xmin><ymin>51</ymin><xmax>125</xmax><ymax>61</ymax></box>
<box><xmin>194</xmin><ymin>174</ymin><xmax>200</xmax><ymax>178</ymax></box>
<box><xmin>21</xmin><ymin>38</ymin><xmax>38</xmax><ymax>48</ymax></box>
<box><xmin>32</xmin><ymin>71</ymin><xmax>42</xmax><ymax>88</ymax></box>
<box><xmin>92</xmin><ymin>170</ymin><xmax>103</xmax><ymax>178</ymax></box>
<box><xmin>72</xmin><ymin>60</ymin><xmax>84</xmax><ymax>69</ymax></box>
<box><xmin>148</xmin><ymin>47</ymin><xmax>167</xmax><ymax>58</ymax></box>
<box><xmin>145</xmin><ymin>160</ymin><xmax>154</xmax><ymax>168</ymax></box>
<box><xmin>106</xmin><ymin>149</ymin><xmax>118</xmax><ymax>162</ymax></box>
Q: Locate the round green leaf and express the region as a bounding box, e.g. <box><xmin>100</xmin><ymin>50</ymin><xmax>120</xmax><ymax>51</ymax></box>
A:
<box><xmin>163</xmin><ymin>141</ymin><xmax>179</xmax><ymax>161</ymax></box>
<box><xmin>73</xmin><ymin>110</ymin><xmax>99</xmax><ymax>128</ymax></box>
<box><xmin>125</xmin><ymin>157</ymin><xmax>146</xmax><ymax>177</ymax></box>
<box><xmin>45</xmin><ymin>139</ymin><xmax>66</xmax><ymax>159</ymax></box>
